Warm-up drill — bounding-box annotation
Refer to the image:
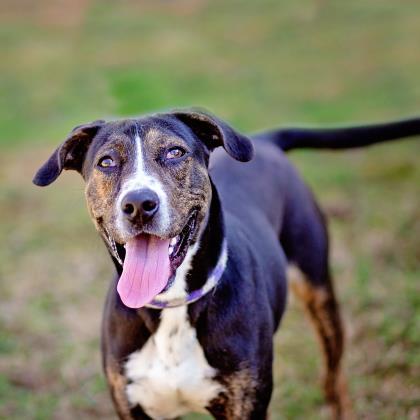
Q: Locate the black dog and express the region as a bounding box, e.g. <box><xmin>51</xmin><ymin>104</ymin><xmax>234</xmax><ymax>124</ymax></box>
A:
<box><xmin>33</xmin><ymin>111</ymin><xmax>419</xmax><ymax>419</ymax></box>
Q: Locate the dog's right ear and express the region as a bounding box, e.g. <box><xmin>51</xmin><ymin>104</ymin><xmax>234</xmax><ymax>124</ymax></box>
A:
<box><xmin>172</xmin><ymin>110</ymin><xmax>254</xmax><ymax>162</ymax></box>
<box><xmin>33</xmin><ymin>120</ymin><xmax>105</xmax><ymax>187</ymax></box>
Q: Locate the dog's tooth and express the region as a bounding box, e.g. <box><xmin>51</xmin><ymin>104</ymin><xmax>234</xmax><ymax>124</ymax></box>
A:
<box><xmin>168</xmin><ymin>246</ymin><xmax>174</xmax><ymax>255</ymax></box>
<box><xmin>170</xmin><ymin>237</ymin><xmax>177</xmax><ymax>246</ymax></box>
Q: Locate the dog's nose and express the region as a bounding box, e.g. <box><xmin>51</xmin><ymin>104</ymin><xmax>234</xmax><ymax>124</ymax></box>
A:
<box><xmin>121</xmin><ymin>189</ymin><xmax>159</xmax><ymax>222</ymax></box>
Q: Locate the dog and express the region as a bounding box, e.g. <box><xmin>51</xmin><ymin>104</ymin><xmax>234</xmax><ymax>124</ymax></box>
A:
<box><xmin>33</xmin><ymin>110</ymin><xmax>419</xmax><ymax>419</ymax></box>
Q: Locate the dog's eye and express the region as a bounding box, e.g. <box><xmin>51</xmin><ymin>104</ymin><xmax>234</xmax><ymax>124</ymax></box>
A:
<box><xmin>165</xmin><ymin>147</ymin><xmax>186</xmax><ymax>160</ymax></box>
<box><xmin>98</xmin><ymin>156</ymin><xmax>116</xmax><ymax>168</ymax></box>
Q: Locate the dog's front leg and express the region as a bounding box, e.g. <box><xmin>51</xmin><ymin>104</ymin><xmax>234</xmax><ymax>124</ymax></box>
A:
<box><xmin>105</xmin><ymin>357</ymin><xmax>145</xmax><ymax>420</ymax></box>
<box><xmin>207</xmin><ymin>369</ymin><xmax>271</xmax><ymax>420</ymax></box>
<box><xmin>207</xmin><ymin>397</ymin><xmax>269</xmax><ymax>420</ymax></box>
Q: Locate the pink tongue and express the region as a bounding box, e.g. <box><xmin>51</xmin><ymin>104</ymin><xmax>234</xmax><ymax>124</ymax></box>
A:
<box><xmin>117</xmin><ymin>235</ymin><xmax>171</xmax><ymax>308</ymax></box>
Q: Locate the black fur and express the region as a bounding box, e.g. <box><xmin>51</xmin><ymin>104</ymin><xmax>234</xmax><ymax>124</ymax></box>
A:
<box><xmin>173</xmin><ymin>110</ymin><xmax>254</xmax><ymax>162</ymax></box>
<box><xmin>33</xmin><ymin>120</ymin><xmax>105</xmax><ymax>186</ymax></box>
<box><xmin>253</xmin><ymin>117</ymin><xmax>420</xmax><ymax>150</ymax></box>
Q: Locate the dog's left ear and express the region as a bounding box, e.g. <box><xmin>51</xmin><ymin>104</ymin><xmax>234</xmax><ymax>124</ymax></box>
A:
<box><xmin>172</xmin><ymin>110</ymin><xmax>254</xmax><ymax>162</ymax></box>
<box><xmin>33</xmin><ymin>120</ymin><xmax>105</xmax><ymax>187</ymax></box>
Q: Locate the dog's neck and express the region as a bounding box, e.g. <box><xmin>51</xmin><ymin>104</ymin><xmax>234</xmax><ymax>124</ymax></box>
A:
<box><xmin>186</xmin><ymin>181</ymin><xmax>226</xmax><ymax>292</ymax></box>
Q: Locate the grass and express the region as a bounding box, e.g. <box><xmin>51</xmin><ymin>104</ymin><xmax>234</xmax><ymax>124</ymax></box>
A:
<box><xmin>1</xmin><ymin>0</ymin><xmax>419</xmax><ymax>418</ymax></box>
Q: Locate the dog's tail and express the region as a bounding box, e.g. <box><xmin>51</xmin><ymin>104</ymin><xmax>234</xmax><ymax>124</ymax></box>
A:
<box><xmin>251</xmin><ymin>117</ymin><xmax>420</xmax><ymax>151</ymax></box>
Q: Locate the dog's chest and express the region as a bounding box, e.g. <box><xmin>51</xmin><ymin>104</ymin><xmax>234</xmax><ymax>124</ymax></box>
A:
<box><xmin>124</xmin><ymin>306</ymin><xmax>223</xmax><ymax>419</ymax></box>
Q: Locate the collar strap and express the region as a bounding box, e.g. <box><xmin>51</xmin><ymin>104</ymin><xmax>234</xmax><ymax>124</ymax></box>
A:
<box><xmin>145</xmin><ymin>240</ymin><xmax>228</xmax><ymax>309</ymax></box>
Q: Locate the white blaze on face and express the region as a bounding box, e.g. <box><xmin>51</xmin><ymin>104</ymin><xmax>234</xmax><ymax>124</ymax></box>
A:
<box><xmin>117</xmin><ymin>130</ymin><xmax>170</xmax><ymax>234</ymax></box>
<box><xmin>114</xmin><ymin>126</ymin><xmax>210</xmax><ymax>307</ymax></box>
<box><xmin>114</xmin><ymin>130</ymin><xmax>174</xmax><ymax>308</ymax></box>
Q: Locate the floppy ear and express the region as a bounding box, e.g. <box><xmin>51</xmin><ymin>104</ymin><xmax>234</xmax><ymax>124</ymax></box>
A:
<box><xmin>172</xmin><ymin>110</ymin><xmax>254</xmax><ymax>162</ymax></box>
<box><xmin>33</xmin><ymin>120</ymin><xmax>105</xmax><ymax>187</ymax></box>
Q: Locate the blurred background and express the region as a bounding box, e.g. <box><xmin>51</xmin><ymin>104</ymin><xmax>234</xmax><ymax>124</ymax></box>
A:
<box><xmin>0</xmin><ymin>0</ymin><xmax>419</xmax><ymax>418</ymax></box>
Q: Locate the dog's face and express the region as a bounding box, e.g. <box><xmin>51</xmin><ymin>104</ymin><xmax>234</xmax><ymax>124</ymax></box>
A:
<box><xmin>34</xmin><ymin>110</ymin><xmax>253</xmax><ymax>308</ymax></box>
<box><xmin>83</xmin><ymin>117</ymin><xmax>212</xmax><ymax>246</ymax></box>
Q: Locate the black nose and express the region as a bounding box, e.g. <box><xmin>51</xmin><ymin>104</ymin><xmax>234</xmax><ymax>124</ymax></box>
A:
<box><xmin>121</xmin><ymin>189</ymin><xmax>159</xmax><ymax>223</ymax></box>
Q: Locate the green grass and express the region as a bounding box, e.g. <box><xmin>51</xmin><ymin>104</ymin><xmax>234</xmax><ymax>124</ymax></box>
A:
<box><xmin>1</xmin><ymin>0</ymin><xmax>419</xmax><ymax>418</ymax></box>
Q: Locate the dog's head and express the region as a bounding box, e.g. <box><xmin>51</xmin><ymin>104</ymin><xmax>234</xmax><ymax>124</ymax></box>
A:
<box><xmin>33</xmin><ymin>110</ymin><xmax>253</xmax><ymax>308</ymax></box>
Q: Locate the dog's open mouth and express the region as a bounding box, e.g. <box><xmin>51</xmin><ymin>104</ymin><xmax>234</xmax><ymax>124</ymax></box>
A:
<box><xmin>112</xmin><ymin>211</ymin><xmax>198</xmax><ymax>309</ymax></box>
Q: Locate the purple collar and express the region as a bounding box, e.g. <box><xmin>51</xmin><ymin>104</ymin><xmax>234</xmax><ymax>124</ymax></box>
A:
<box><xmin>145</xmin><ymin>240</ymin><xmax>228</xmax><ymax>309</ymax></box>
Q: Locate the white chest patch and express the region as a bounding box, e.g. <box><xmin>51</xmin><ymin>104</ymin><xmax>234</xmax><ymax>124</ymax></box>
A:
<box><xmin>125</xmin><ymin>306</ymin><xmax>223</xmax><ymax>419</ymax></box>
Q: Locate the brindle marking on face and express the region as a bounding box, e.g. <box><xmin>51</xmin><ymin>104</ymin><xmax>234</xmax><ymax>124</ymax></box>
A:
<box><xmin>139</xmin><ymin>122</ymin><xmax>212</xmax><ymax>239</ymax></box>
<box><xmin>82</xmin><ymin>116</ymin><xmax>212</xmax><ymax>245</ymax></box>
